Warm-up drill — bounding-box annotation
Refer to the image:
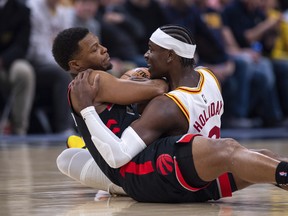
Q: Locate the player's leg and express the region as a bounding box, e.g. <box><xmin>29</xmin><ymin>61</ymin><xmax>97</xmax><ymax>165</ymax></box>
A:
<box><xmin>9</xmin><ymin>60</ymin><xmax>35</xmax><ymax>134</ymax></box>
<box><xmin>251</xmin><ymin>149</ymin><xmax>288</xmax><ymax>162</ymax></box>
<box><xmin>252</xmin><ymin>149</ymin><xmax>288</xmax><ymax>190</ymax></box>
<box><xmin>56</xmin><ymin>148</ymin><xmax>126</xmax><ymax>195</ymax></box>
<box><xmin>192</xmin><ymin>136</ymin><xmax>288</xmax><ymax>189</ymax></box>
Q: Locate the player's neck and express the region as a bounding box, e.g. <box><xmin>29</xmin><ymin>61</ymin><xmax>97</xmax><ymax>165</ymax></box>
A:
<box><xmin>169</xmin><ymin>69</ymin><xmax>199</xmax><ymax>90</ymax></box>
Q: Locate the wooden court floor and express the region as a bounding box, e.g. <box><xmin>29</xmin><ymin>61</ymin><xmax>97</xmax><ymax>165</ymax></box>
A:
<box><xmin>1</xmin><ymin>137</ymin><xmax>288</xmax><ymax>216</ymax></box>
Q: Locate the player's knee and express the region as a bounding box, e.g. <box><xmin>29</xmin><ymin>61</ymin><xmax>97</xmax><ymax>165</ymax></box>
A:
<box><xmin>56</xmin><ymin>149</ymin><xmax>72</xmax><ymax>175</ymax></box>
<box><xmin>56</xmin><ymin>148</ymin><xmax>92</xmax><ymax>181</ymax></box>
<box><xmin>220</xmin><ymin>138</ymin><xmax>242</xmax><ymax>160</ymax></box>
<box><xmin>56</xmin><ymin>148</ymin><xmax>82</xmax><ymax>175</ymax></box>
<box><xmin>10</xmin><ymin>60</ymin><xmax>35</xmax><ymax>84</ymax></box>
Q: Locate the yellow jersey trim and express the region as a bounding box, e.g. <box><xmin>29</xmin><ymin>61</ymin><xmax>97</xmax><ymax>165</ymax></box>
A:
<box><xmin>196</xmin><ymin>67</ymin><xmax>221</xmax><ymax>92</ymax></box>
<box><xmin>165</xmin><ymin>94</ymin><xmax>190</xmax><ymax>123</ymax></box>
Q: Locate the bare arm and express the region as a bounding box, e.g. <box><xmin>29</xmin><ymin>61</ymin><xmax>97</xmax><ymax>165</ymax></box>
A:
<box><xmin>244</xmin><ymin>17</ymin><xmax>281</xmax><ymax>44</ymax></box>
<box><xmin>222</xmin><ymin>26</ymin><xmax>262</xmax><ymax>62</ymax></box>
<box><xmin>130</xmin><ymin>95</ymin><xmax>188</xmax><ymax>146</ymax></box>
<box><xmin>71</xmin><ymin>70</ymin><xmax>168</xmax><ymax>114</ymax></box>
<box><xmin>222</xmin><ymin>26</ymin><xmax>241</xmax><ymax>54</ymax></box>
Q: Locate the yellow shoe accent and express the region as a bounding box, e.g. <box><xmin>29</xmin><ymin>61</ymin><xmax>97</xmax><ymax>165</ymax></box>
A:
<box><xmin>66</xmin><ymin>135</ymin><xmax>86</xmax><ymax>149</ymax></box>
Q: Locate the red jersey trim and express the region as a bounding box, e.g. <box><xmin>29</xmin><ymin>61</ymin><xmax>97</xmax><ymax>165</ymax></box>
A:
<box><xmin>176</xmin><ymin>133</ymin><xmax>201</xmax><ymax>143</ymax></box>
<box><xmin>120</xmin><ymin>161</ymin><xmax>154</xmax><ymax>177</ymax></box>
<box><xmin>216</xmin><ymin>173</ymin><xmax>232</xmax><ymax>198</ymax></box>
<box><xmin>106</xmin><ymin>103</ymin><xmax>114</xmax><ymax>111</ymax></box>
<box><xmin>174</xmin><ymin>133</ymin><xmax>209</xmax><ymax>192</ymax></box>
<box><xmin>174</xmin><ymin>156</ymin><xmax>211</xmax><ymax>192</ymax></box>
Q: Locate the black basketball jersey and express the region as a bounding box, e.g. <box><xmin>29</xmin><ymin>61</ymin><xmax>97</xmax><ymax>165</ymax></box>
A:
<box><xmin>67</xmin><ymin>87</ymin><xmax>140</xmax><ymax>185</ymax></box>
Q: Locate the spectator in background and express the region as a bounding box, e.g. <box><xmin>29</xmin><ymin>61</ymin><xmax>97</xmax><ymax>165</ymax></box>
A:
<box><xmin>267</xmin><ymin>0</ymin><xmax>288</xmax><ymax>60</ymax></box>
<box><xmin>70</xmin><ymin>0</ymin><xmax>139</xmax><ymax>77</ymax></box>
<box><xmin>222</xmin><ymin>0</ymin><xmax>284</xmax><ymax>127</ymax></box>
<box><xmin>26</xmin><ymin>0</ymin><xmax>74</xmax><ymax>134</ymax></box>
<box><xmin>160</xmin><ymin>0</ymin><xmax>255</xmax><ymax>128</ymax></box>
<box><xmin>60</xmin><ymin>0</ymin><xmax>73</xmax><ymax>6</ymax></box>
<box><xmin>97</xmin><ymin>0</ymin><xmax>147</xmax><ymax>67</ymax></box>
<box><xmin>0</xmin><ymin>0</ymin><xmax>35</xmax><ymax>135</ymax></box>
<box><xmin>262</xmin><ymin>0</ymin><xmax>288</xmax><ymax>122</ymax></box>
<box><xmin>72</xmin><ymin>0</ymin><xmax>101</xmax><ymax>37</ymax></box>
<box><xmin>161</xmin><ymin>0</ymin><xmax>227</xmax><ymax>68</ymax></box>
<box><xmin>124</xmin><ymin>0</ymin><xmax>168</xmax><ymax>54</ymax></box>
<box><xmin>193</xmin><ymin>0</ymin><xmax>259</xmax><ymax>128</ymax></box>
<box><xmin>279</xmin><ymin>0</ymin><xmax>288</xmax><ymax>12</ymax></box>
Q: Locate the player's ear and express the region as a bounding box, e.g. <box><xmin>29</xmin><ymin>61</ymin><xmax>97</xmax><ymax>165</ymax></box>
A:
<box><xmin>69</xmin><ymin>60</ymin><xmax>82</xmax><ymax>71</ymax></box>
<box><xmin>167</xmin><ymin>50</ymin><xmax>175</xmax><ymax>63</ymax></box>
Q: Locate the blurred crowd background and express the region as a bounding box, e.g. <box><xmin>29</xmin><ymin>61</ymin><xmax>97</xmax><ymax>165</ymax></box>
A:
<box><xmin>0</xmin><ymin>0</ymin><xmax>288</xmax><ymax>136</ymax></box>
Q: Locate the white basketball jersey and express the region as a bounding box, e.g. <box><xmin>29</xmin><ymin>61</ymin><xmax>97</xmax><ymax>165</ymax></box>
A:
<box><xmin>165</xmin><ymin>66</ymin><xmax>223</xmax><ymax>138</ymax></box>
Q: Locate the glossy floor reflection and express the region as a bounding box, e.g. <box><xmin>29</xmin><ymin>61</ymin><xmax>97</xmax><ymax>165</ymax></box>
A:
<box><xmin>1</xmin><ymin>138</ymin><xmax>288</xmax><ymax>216</ymax></box>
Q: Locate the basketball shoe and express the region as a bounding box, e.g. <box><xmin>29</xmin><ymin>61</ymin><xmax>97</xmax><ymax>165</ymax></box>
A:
<box><xmin>66</xmin><ymin>135</ymin><xmax>86</xmax><ymax>149</ymax></box>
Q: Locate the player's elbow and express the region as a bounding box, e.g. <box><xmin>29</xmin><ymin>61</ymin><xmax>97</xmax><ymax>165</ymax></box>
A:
<box><xmin>157</xmin><ymin>86</ymin><xmax>168</xmax><ymax>95</ymax></box>
<box><xmin>157</xmin><ymin>79</ymin><xmax>169</xmax><ymax>95</ymax></box>
<box><xmin>91</xmin><ymin>136</ymin><xmax>132</xmax><ymax>169</ymax></box>
<box><xmin>103</xmin><ymin>151</ymin><xmax>132</xmax><ymax>169</ymax></box>
<box><xmin>150</xmin><ymin>79</ymin><xmax>168</xmax><ymax>96</ymax></box>
<box><xmin>109</xmin><ymin>158</ymin><xmax>129</xmax><ymax>169</ymax></box>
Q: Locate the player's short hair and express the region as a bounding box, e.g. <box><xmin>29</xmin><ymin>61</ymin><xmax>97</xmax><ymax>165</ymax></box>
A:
<box><xmin>160</xmin><ymin>25</ymin><xmax>196</xmax><ymax>67</ymax></box>
<box><xmin>52</xmin><ymin>27</ymin><xmax>89</xmax><ymax>71</ymax></box>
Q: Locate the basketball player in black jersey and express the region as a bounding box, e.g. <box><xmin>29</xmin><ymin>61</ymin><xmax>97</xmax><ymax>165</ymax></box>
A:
<box><xmin>52</xmin><ymin>27</ymin><xmax>168</xmax><ymax>194</ymax></box>
<box><xmin>53</xmin><ymin>26</ymin><xmax>288</xmax><ymax>202</ymax></box>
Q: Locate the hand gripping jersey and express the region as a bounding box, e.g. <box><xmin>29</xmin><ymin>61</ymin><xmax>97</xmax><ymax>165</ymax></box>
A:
<box><xmin>165</xmin><ymin>66</ymin><xmax>223</xmax><ymax>139</ymax></box>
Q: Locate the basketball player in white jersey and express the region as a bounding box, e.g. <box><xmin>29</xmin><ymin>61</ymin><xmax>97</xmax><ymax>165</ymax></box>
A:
<box><xmin>165</xmin><ymin>66</ymin><xmax>223</xmax><ymax>139</ymax></box>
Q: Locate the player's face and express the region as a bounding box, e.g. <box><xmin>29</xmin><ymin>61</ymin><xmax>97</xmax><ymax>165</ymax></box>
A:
<box><xmin>75</xmin><ymin>33</ymin><xmax>112</xmax><ymax>71</ymax></box>
<box><xmin>144</xmin><ymin>41</ymin><xmax>170</xmax><ymax>79</ymax></box>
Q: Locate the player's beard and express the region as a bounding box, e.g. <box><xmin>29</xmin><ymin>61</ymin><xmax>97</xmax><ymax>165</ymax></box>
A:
<box><xmin>105</xmin><ymin>62</ymin><xmax>113</xmax><ymax>71</ymax></box>
<box><xmin>88</xmin><ymin>62</ymin><xmax>112</xmax><ymax>72</ymax></box>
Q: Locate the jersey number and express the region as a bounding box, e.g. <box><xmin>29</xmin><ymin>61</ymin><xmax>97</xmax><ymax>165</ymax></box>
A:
<box><xmin>106</xmin><ymin>119</ymin><xmax>120</xmax><ymax>134</ymax></box>
<box><xmin>208</xmin><ymin>126</ymin><xmax>220</xmax><ymax>139</ymax></box>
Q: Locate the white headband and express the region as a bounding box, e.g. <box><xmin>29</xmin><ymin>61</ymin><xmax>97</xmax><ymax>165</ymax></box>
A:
<box><xmin>150</xmin><ymin>28</ymin><xmax>196</xmax><ymax>59</ymax></box>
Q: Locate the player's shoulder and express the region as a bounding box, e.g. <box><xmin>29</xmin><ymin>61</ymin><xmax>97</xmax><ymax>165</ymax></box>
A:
<box><xmin>141</xmin><ymin>95</ymin><xmax>186</xmax><ymax>131</ymax></box>
<box><xmin>195</xmin><ymin>66</ymin><xmax>212</xmax><ymax>74</ymax></box>
<box><xmin>146</xmin><ymin>95</ymin><xmax>181</xmax><ymax>115</ymax></box>
<box><xmin>195</xmin><ymin>66</ymin><xmax>221</xmax><ymax>90</ymax></box>
<box><xmin>90</xmin><ymin>70</ymin><xmax>109</xmax><ymax>76</ymax></box>
<box><xmin>89</xmin><ymin>70</ymin><xmax>115</xmax><ymax>82</ymax></box>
